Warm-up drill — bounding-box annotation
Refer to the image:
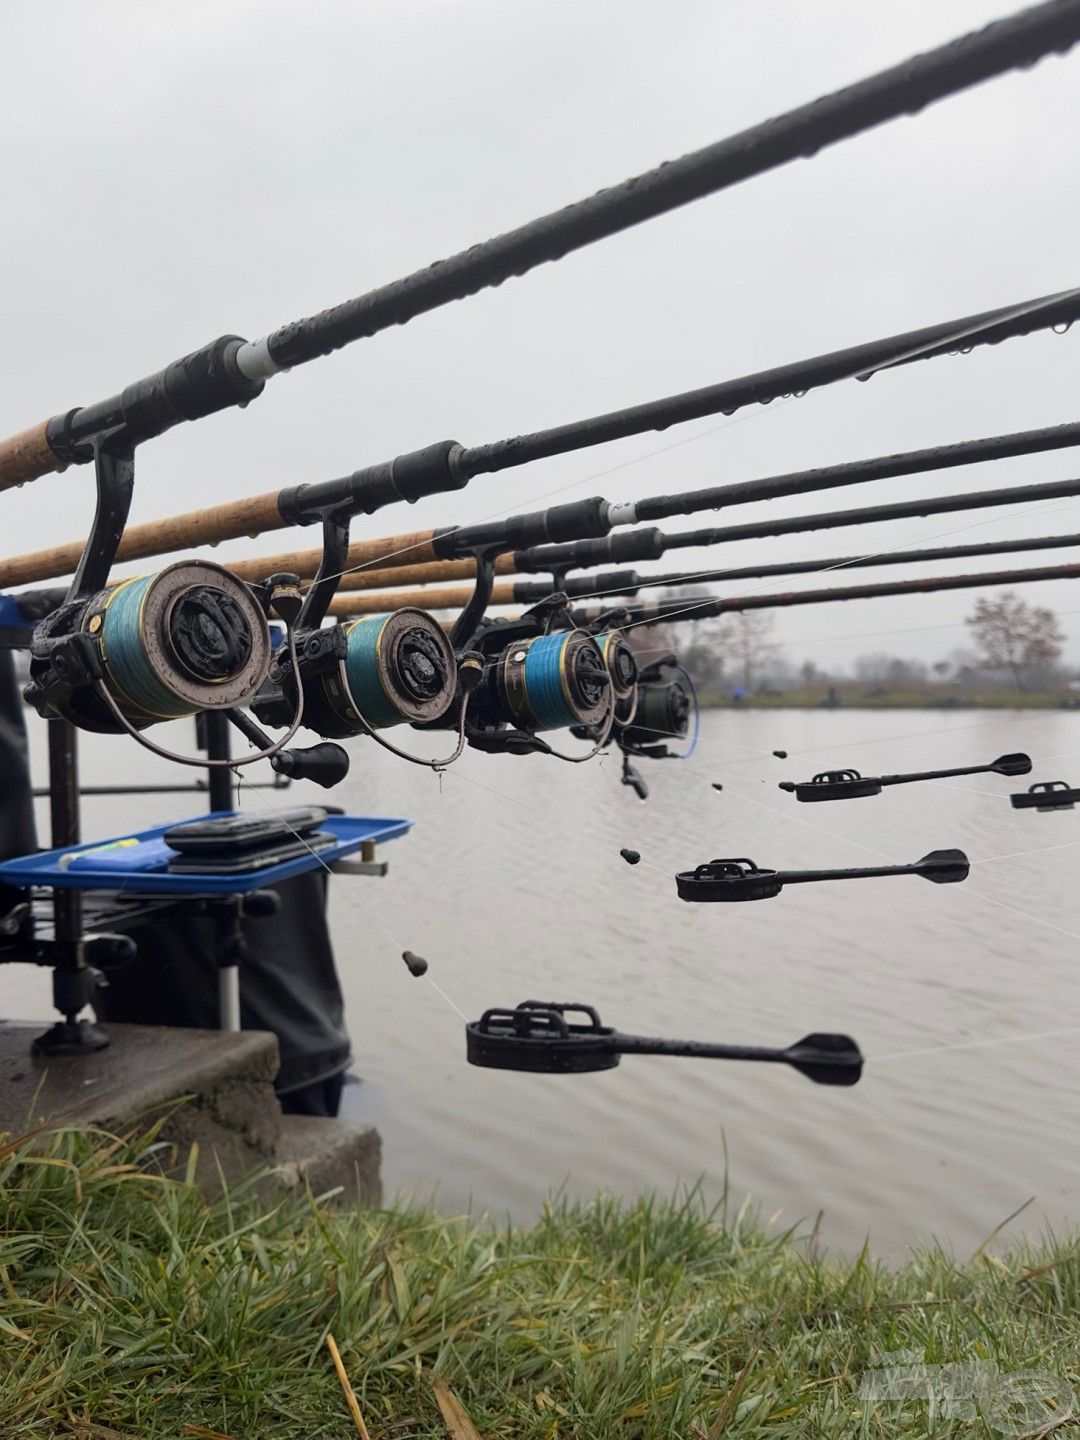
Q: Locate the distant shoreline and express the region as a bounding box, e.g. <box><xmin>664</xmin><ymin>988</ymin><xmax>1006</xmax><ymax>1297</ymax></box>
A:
<box><xmin>698</xmin><ymin>692</ymin><xmax>1078</xmax><ymax>711</ymax></box>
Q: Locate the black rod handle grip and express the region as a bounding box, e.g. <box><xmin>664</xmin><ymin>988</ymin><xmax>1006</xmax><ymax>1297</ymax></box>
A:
<box><xmin>436</xmin><ymin>496</ymin><xmax>611</xmax><ymax>558</ymax></box>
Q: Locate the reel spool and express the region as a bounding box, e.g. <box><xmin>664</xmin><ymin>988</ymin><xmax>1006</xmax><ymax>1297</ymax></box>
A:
<box><xmin>619</xmin><ymin>672</ymin><xmax>690</xmax><ymax>750</ymax></box>
<box><xmin>27</xmin><ymin>560</ymin><xmax>271</xmax><ymax>733</ymax></box>
<box><xmin>593</xmin><ymin>631</ymin><xmax>639</xmax><ymax>724</ymax></box>
<box><xmin>492</xmin><ymin>629</ymin><xmax>611</xmax><ymax>732</ymax></box>
<box><xmin>303</xmin><ymin>608</ymin><xmax>457</xmax><ymax>739</ymax></box>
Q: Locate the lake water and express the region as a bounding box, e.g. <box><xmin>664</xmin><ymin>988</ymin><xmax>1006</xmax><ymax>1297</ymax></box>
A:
<box><xmin>5</xmin><ymin>707</ymin><xmax>1080</xmax><ymax>1259</ymax></box>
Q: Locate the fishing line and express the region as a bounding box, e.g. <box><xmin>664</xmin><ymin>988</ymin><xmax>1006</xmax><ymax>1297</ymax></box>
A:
<box><xmin>874</xmin><ymin>1024</ymin><xmax>1080</xmax><ymax>1064</ymax></box>
<box><xmin>234</xmin><ymin>768</ymin><xmax>470</xmax><ymax>1022</ymax></box>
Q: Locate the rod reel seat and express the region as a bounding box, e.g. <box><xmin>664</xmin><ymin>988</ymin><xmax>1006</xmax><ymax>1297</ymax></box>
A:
<box><xmin>1011</xmin><ymin>779</ymin><xmax>1080</xmax><ymax>811</ymax></box>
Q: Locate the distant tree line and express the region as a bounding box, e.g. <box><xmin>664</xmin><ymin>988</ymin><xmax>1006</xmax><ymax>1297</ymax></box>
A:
<box><xmin>631</xmin><ymin>590</ymin><xmax>1073</xmax><ymax>702</ymax></box>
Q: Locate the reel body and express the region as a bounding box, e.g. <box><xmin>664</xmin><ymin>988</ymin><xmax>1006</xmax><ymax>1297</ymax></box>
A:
<box><xmin>26</xmin><ymin>560</ymin><xmax>271</xmax><ymax>733</ymax></box>
<box><xmin>592</xmin><ymin>631</ymin><xmax>639</xmax><ymax>724</ymax></box>
<box><xmin>309</xmin><ymin>609</ymin><xmax>456</xmax><ymax>738</ymax></box>
<box><xmin>256</xmin><ymin>606</ymin><xmax>456</xmax><ymax>739</ymax></box>
<box><xmin>483</xmin><ymin>629</ymin><xmax>611</xmax><ymax>733</ymax></box>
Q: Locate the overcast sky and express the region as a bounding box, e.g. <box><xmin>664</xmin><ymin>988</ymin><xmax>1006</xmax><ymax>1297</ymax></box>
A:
<box><xmin>4</xmin><ymin>0</ymin><xmax>1080</xmax><ymax>670</ymax></box>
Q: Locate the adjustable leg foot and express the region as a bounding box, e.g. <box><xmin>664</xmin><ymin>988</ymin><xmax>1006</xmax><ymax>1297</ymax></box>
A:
<box><xmin>31</xmin><ymin>1018</ymin><xmax>110</xmax><ymax>1058</ymax></box>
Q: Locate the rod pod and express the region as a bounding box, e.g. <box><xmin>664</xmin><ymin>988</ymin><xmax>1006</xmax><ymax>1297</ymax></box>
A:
<box><xmin>1011</xmin><ymin>780</ymin><xmax>1080</xmax><ymax>811</ymax></box>
<box><xmin>779</xmin><ymin>752</ymin><xmax>1031</xmax><ymax>802</ymax></box>
<box><xmin>465</xmin><ymin>1001</ymin><xmax>863</xmax><ymax>1084</ymax></box>
<box><xmin>675</xmin><ymin>849</ymin><xmax>969</xmax><ymax>902</ymax></box>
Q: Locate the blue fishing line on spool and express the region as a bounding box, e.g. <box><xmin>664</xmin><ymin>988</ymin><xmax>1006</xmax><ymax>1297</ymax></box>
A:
<box><xmin>341</xmin><ymin>615</ymin><xmax>401</xmax><ymax>728</ymax></box>
<box><xmin>521</xmin><ymin>633</ymin><xmax>579</xmax><ymax>730</ymax></box>
<box><xmin>98</xmin><ymin>577</ymin><xmax>192</xmax><ymax>722</ymax></box>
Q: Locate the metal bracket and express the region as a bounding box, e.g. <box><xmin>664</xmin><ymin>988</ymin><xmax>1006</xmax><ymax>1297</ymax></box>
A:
<box><xmin>331</xmin><ymin>840</ymin><xmax>388</xmax><ymax>878</ymax></box>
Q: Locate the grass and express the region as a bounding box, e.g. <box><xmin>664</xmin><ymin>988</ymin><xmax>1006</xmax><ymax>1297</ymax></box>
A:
<box><xmin>2</xmin><ymin>1126</ymin><xmax>1080</xmax><ymax>1438</ymax></box>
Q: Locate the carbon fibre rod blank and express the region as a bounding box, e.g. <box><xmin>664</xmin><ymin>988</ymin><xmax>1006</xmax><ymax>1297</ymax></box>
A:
<box><xmin>248</xmin><ymin>0</ymin><xmax>1080</xmax><ymax>372</ymax></box>
<box><xmin>3</xmin><ymin>0</ymin><xmax>1080</xmax><ymax>489</ymax></box>
<box><xmin>323</xmin><ymin>516</ymin><xmax>1080</xmax><ymax>618</ymax></box>
<box><xmin>632</xmin><ymin>420</ymin><xmax>1080</xmax><ymax>521</ymax></box>
<box><xmin>376</xmin><ymin>531</ymin><xmax>1080</xmax><ymax>616</ymax></box>
<box><xmin>571</xmin><ymin>560</ymin><xmax>1080</xmax><ymax>625</ymax></box>
<box><xmin>6</xmin><ymin>361</ymin><xmax>1080</xmax><ymax>597</ymax></box>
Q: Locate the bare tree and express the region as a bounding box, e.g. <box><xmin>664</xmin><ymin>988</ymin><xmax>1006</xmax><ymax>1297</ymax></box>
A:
<box><xmin>966</xmin><ymin>591</ymin><xmax>1064</xmax><ymax>690</ymax></box>
<box><xmin>717</xmin><ymin>610</ymin><xmax>779</xmax><ymax>692</ymax></box>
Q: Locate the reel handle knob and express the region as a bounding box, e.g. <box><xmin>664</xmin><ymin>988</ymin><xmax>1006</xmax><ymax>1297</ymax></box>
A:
<box><xmin>241</xmin><ymin>889</ymin><xmax>281</xmax><ymax>919</ymax></box>
<box><xmin>457</xmin><ymin>652</ymin><xmax>485</xmax><ymax>694</ymax></box>
<box><xmin>271</xmin><ymin>741</ymin><xmax>350</xmax><ymax>789</ymax></box>
<box><xmin>264</xmin><ymin>573</ymin><xmax>304</xmax><ymax>626</ymax></box>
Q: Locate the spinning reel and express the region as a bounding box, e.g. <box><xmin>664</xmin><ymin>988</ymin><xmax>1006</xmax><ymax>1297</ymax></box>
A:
<box><xmin>780</xmin><ymin>752</ymin><xmax>1031</xmax><ymax>803</ymax></box>
<box><xmin>466</xmin><ymin>1001</ymin><xmax>863</xmax><ymax>1085</ymax></box>
<box><xmin>671</xmin><ymin>849</ymin><xmax>969</xmax><ymax>902</ymax></box>
<box><xmin>255</xmin><ymin>606</ymin><xmax>458</xmax><ymax>739</ymax></box>
<box><xmin>26</xmin><ymin>560</ymin><xmax>271</xmax><ymax>733</ymax></box>
<box><xmin>601</xmin><ymin>651</ymin><xmax>698</xmax><ymax>800</ymax></box>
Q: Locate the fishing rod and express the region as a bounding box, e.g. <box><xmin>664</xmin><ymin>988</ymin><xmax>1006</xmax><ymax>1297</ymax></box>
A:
<box><xmin>572</xmin><ymin>560</ymin><xmax>1080</xmax><ymax>627</ymax></box>
<box><xmin>672</xmin><ymin>848</ymin><xmax>969</xmax><ymax>902</ymax></box>
<box><xmin>3</xmin><ymin>0</ymin><xmax>1078</xmax><ymax>494</ymax></box>
<box><xmin>51</xmin><ymin>417</ymin><xmax>1074</xmax><ymax>600</ymax></box>
<box><xmin>323</xmin><ymin>486</ymin><xmax>1080</xmax><ymax>617</ymax></box>
<box><xmin>6</xmin><ymin>297</ymin><xmax>1080</xmax><ymax>595</ymax></box>
<box><xmin>465</xmin><ymin>1001</ymin><xmax>863</xmax><ymax>1084</ymax></box>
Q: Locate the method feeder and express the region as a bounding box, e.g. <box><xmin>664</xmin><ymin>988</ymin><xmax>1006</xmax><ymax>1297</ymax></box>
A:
<box><xmin>674</xmin><ymin>849</ymin><xmax>969</xmax><ymax>902</ymax></box>
<box><xmin>1011</xmin><ymin>780</ymin><xmax>1080</xmax><ymax>811</ymax></box>
<box><xmin>465</xmin><ymin>1001</ymin><xmax>863</xmax><ymax>1084</ymax></box>
<box><xmin>780</xmin><ymin>752</ymin><xmax>1031</xmax><ymax>802</ymax></box>
<box><xmin>4</xmin><ymin>0</ymin><xmax>1078</xmax><ymax>494</ymax></box>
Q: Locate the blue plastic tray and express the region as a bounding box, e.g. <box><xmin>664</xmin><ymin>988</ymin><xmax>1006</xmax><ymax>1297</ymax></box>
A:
<box><xmin>0</xmin><ymin>813</ymin><xmax>413</xmax><ymax>896</ymax></box>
